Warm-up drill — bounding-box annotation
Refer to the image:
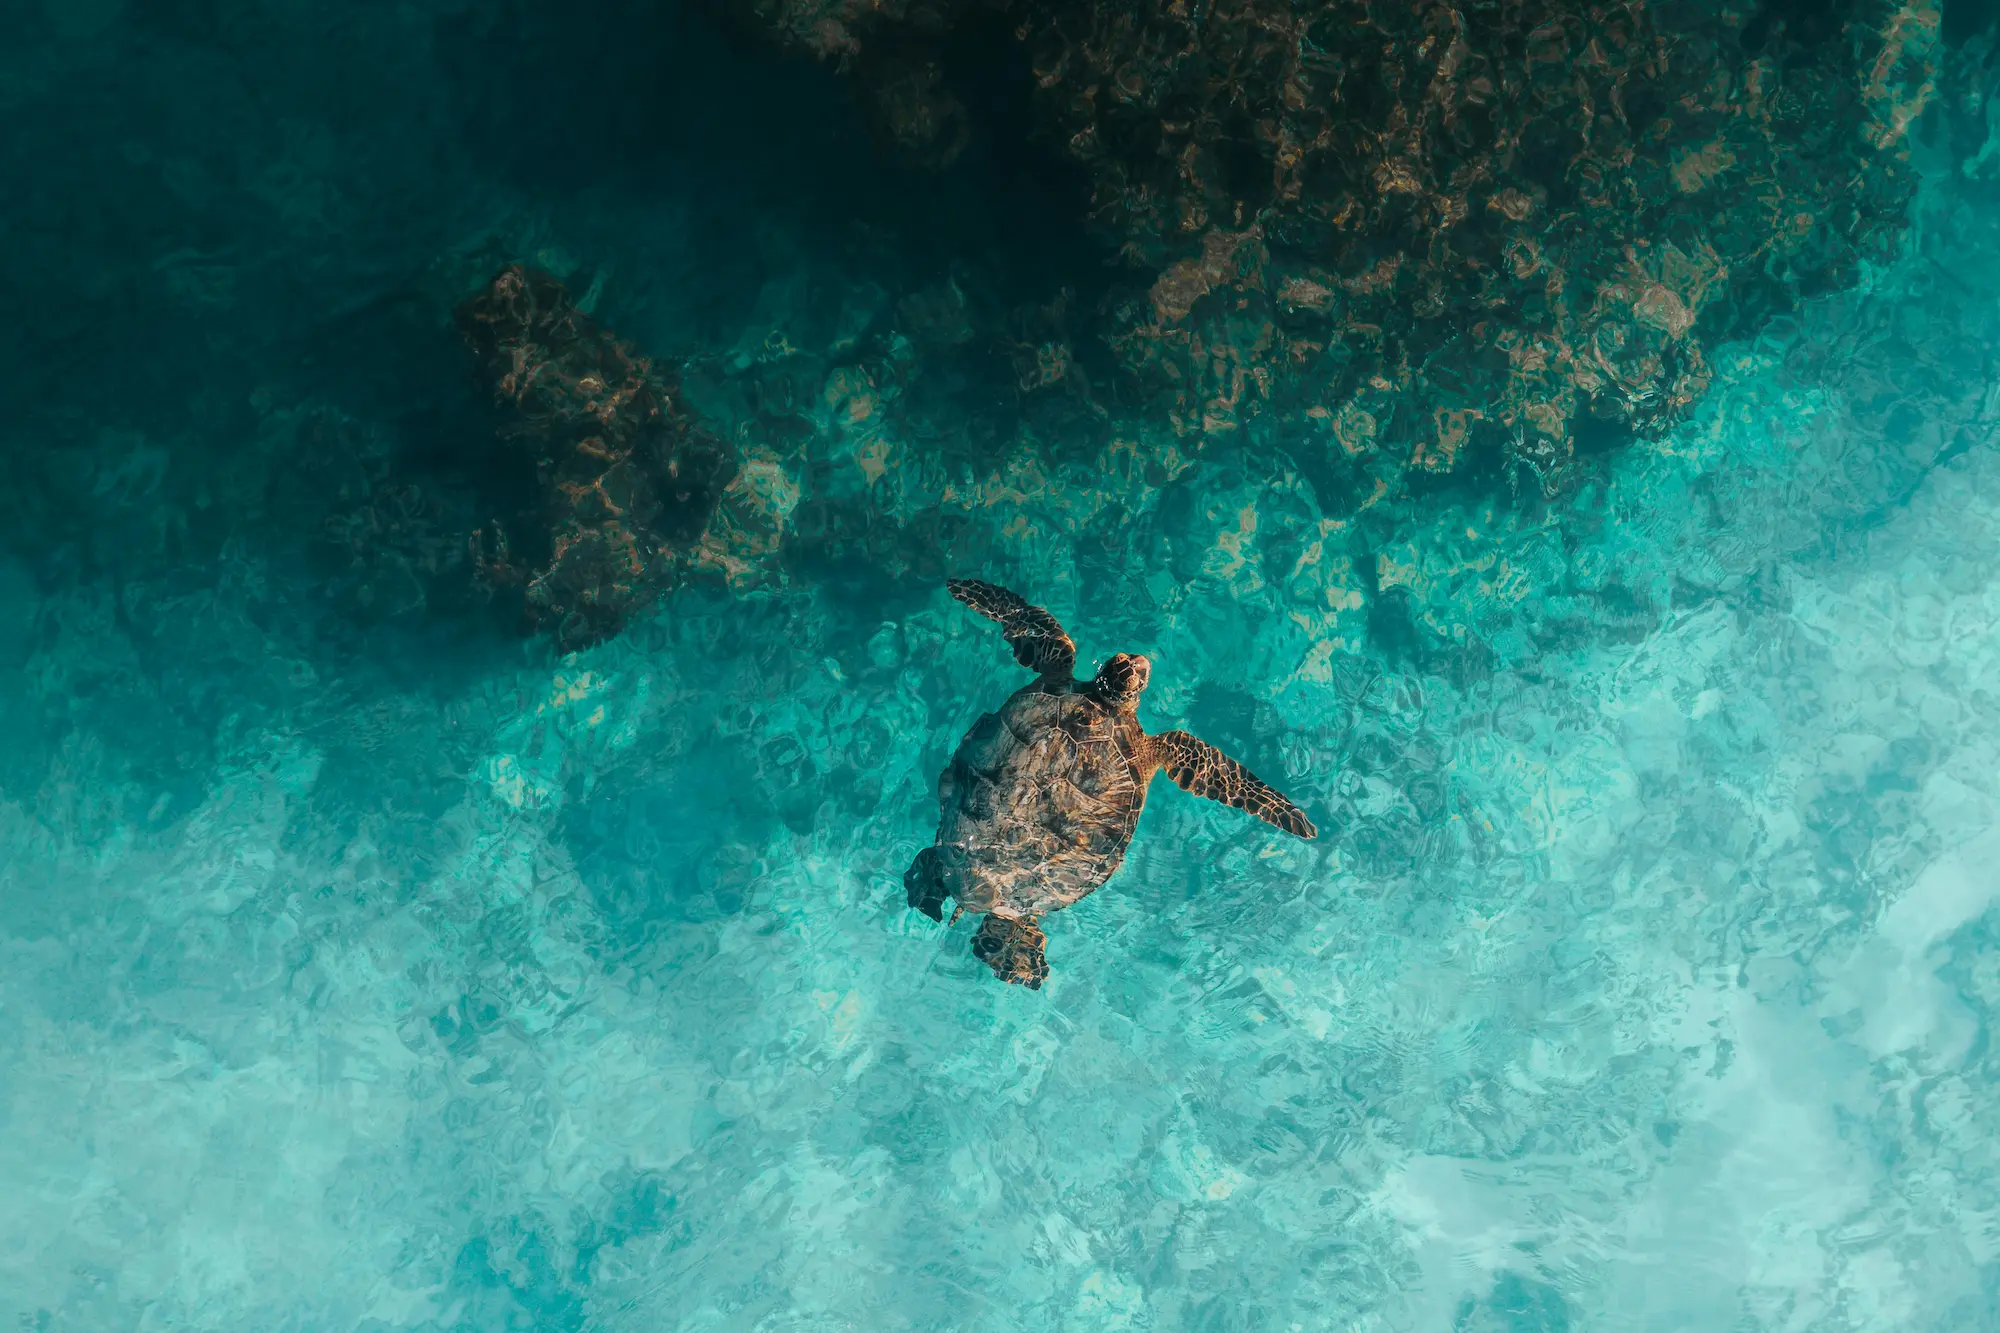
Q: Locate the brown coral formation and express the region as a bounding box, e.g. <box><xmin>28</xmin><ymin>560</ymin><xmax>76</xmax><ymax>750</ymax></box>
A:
<box><xmin>1038</xmin><ymin>0</ymin><xmax>1935</xmax><ymax>491</ymax></box>
<box><xmin>731</xmin><ymin>0</ymin><xmax>987</xmax><ymax>163</ymax></box>
<box><xmin>726</xmin><ymin>0</ymin><xmax>1937</xmax><ymax>494</ymax></box>
<box><xmin>457</xmin><ymin>265</ymin><xmax>738</xmax><ymax>650</ymax></box>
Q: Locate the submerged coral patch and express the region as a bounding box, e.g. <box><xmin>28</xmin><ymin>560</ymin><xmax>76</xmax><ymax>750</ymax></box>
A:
<box><xmin>734</xmin><ymin>0</ymin><xmax>1937</xmax><ymax>498</ymax></box>
<box><xmin>457</xmin><ymin>265</ymin><xmax>746</xmax><ymax>649</ymax></box>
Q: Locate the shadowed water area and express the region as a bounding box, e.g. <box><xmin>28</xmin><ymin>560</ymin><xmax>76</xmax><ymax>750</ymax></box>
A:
<box><xmin>4</xmin><ymin>1</ymin><xmax>2000</xmax><ymax>1329</ymax></box>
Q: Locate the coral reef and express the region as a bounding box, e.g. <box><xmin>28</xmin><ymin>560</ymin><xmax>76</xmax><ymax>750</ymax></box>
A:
<box><xmin>727</xmin><ymin>0</ymin><xmax>1938</xmax><ymax>495</ymax></box>
<box><xmin>457</xmin><ymin>266</ymin><xmax>753</xmax><ymax>649</ymax></box>
<box><xmin>1043</xmin><ymin>0</ymin><xmax>1936</xmax><ymax>491</ymax></box>
<box><xmin>725</xmin><ymin>0</ymin><xmax>990</xmax><ymax>163</ymax></box>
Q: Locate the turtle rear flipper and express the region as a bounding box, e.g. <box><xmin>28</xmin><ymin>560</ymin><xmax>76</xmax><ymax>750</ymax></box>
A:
<box><xmin>905</xmin><ymin>846</ymin><xmax>953</xmax><ymax>922</ymax></box>
<box><xmin>972</xmin><ymin>914</ymin><xmax>1049</xmax><ymax>989</ymax></box>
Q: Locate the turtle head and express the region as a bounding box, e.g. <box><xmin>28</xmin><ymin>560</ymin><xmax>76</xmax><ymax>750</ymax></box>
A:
<box><xmin>1092</xmin><ymin>653</ymin><xmax>1151</xmax><ymax>712</ymax></box>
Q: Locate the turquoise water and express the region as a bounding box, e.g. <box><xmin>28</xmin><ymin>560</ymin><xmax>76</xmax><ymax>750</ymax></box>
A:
<box><xmin>5</xmin><ymin>5</ymin><xmax>2000</xmax><ymax>1330</ymax></box>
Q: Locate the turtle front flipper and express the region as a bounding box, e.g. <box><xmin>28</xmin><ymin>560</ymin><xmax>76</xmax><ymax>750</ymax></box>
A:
<box><xmin>972</xmin><ymin>913</ymin><xmax>1049</xmax><ymax>989</ymax></box>
<box><xmin>947</xmin><ymin>579</ymin><xmax>1077</xmax><ymax>681</ymax></box>
<box><xmin>1147</xmin><ymin>730</ymin><xmax>1317</xmax><ymax>839</ymax></box>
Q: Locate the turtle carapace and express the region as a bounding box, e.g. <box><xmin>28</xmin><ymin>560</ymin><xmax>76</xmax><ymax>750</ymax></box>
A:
<box><xmin>906</xmin><ymin>579</ymin><xmax>1316</xmax><ymax>988</ymax></box>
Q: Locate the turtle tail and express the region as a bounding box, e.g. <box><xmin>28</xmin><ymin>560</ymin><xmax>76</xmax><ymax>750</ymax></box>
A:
<box><xmin>972</xmin><ymin>914</ymin><xmax>1049</xmax><ymax>990</ymax></box>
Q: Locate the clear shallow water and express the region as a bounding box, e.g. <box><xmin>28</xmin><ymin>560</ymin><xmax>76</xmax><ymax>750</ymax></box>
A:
<box><xmin>4</xmin><ymin>7</ymin><xmax>2000</xmax><ymax>1332</ymax></box>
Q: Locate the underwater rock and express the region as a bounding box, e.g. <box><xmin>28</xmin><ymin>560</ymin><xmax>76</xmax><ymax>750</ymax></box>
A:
<box><xmin>1034</xmin><ymin>0</ymin><xmax>1934</xmax><ymax>490</ymax></box>
<box><xmin>725</xmin><ymin>0</ymin><xmax>989</xmax><ymax>163</ymax></box>
<box><xmin>856</xmin><ymin>49</ymin><xmax>974</xmax><ymax>167</ymax></box>
<box><xmin>724</xmin><ymin>0</ymin><xmax>1935</xmax><ymax>495</ymax></box>
<box><xmin>456</xmin><ymin>265</ymin><xmax>747</xmax><ymax>650</ymax></box>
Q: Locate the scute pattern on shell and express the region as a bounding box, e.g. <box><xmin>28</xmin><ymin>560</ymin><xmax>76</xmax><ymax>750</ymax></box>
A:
<box><xmin>934</xmin><ymin>684</ymin><xmax>1149</xmax><ymax>920</ymax></box>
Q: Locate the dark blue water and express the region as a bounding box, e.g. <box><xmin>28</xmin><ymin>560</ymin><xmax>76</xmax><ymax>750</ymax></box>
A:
<box><xmin>4</xmin><ymin>3</ymin><xmax>2000</xmax><ymax>1329</ymax></box>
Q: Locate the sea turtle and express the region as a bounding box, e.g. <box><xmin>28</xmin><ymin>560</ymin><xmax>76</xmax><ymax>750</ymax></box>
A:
<box><xmin>906</xmin><ymin>579</ymin><xmax>1316</xmax><ymax>988</ymax></box>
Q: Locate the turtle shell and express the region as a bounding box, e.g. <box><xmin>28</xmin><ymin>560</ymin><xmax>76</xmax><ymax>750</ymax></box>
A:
<box><xmin>932</xmin><ymin>683</ymin><xmax>1150</xmax><ymax>919</ymax></box>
